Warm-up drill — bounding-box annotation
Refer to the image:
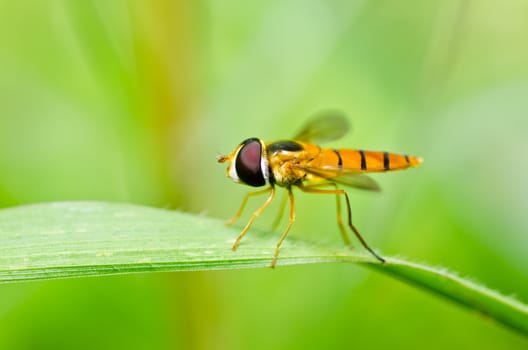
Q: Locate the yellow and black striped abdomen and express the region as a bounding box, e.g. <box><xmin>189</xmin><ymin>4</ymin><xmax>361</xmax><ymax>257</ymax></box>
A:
<box><xmin>324</xmin><ymin>148</ymin><xmax>423</xmax><ymax>172</ymax></box>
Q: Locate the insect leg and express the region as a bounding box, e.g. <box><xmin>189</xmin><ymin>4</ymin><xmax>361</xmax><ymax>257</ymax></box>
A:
<box><xmin>226</xmin><ymin>187</ymin><xmax>274</xmax><ymax>225</ymax></box>
<box><xmin>269</xmin><ymin>191</ymin><xmax>288</xmax><ymax>231</ymax></box>
<box><xmin>232</xmin><ymin>186</ymin><xmax>275</xmax><ymax>251</ymax></box>
<box><xmin>332</xmin><ymin>184</ymin><xmax>350</xmax><ymax>246</ymax></box>
<box><xmin>298</xmin><ymin>184</ymin><xmax>385</xmax><ymax>263</ymax></box>
<box><xmin>301</xmin><ymin>182</ymin><xmax>350</xmax><ymax>246</ymax></box>
<box><xmin>271</xmin><ymin>187</ymin><xmax>295</xmax><ymax>268</ymax></box>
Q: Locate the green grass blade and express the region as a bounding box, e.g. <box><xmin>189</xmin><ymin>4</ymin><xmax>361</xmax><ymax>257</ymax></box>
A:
<box><xmin>368</xmin><ymin>259</ymin><xmax>528</xmax><ymax>336</ymax></box>
<box><xmin>0</xmin><ymin>202</ymin><xmax>526</xmax><ymax>335</ymax></box>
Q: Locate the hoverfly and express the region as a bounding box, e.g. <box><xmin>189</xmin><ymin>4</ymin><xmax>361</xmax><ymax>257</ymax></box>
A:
<box><xmin>217</xmin><ymin>112</ymin><xmax>423</xmax><ymax>267</ymax></box>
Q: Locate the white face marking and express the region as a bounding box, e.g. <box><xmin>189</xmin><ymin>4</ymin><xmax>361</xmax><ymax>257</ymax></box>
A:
<box><xmin>228</xmin><ymin>159</ymin><xmax>240</xmax><ymax>183</ymax></box>
<box><xmin>227</xmin><ymin>145</ymin><xmax>242</xmax><ymax>183</ymax></box>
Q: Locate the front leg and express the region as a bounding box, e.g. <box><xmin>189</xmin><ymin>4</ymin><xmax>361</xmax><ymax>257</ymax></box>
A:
<box><xmin>231</xmin><ymin>186</ymin><xmax>276</xmax><ymax>251</ymax></box>
<box><xmin>226</xmin><ymin>187</ymin><xmax>274</xmax><ymax>225</ymax></box>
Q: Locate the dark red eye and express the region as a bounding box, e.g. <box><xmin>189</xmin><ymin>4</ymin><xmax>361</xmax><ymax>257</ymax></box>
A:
<box><xmin>235</xmin><ymin>138</ymin><xmax>266</xmax><ymax>187</ymax></box>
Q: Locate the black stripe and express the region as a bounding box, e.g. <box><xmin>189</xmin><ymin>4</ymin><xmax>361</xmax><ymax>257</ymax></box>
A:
<box><xmin>333</xmin><ymin>149</ymin><xmax>343</xmax><ymax>168</ymax></box>
<box><xmin>383</xmin><ymin>152</ymin><xmax>390</xmax><ymax>170</ymax></box>
<box><xmin>359</xmin><ymin>150</ymin><xmax>367</xmax><ymax>170</ymax></box>
<box><xmin>404</xmin><ymin>154</ymin><xmax>410</xmax><ymax>164</ymax></box>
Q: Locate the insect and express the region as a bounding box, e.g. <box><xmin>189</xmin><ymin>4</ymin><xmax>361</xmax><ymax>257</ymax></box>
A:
<box><xmin>217</xmin><ymin>112</ymin><xmax>423</xmax><ymax>267</ymax></box>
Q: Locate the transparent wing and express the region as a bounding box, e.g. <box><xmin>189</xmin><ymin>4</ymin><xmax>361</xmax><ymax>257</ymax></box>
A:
<box><xmin>296</xmin><ymin>165</ymin><xmax>381</xmax><ymax>191</ymax></box>
<box><xmin>293</xmin><ymin>111</ymin><xmax>350</xmax><ymax>144</ymax></box>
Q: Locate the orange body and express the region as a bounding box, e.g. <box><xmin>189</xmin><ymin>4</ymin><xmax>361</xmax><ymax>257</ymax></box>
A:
<box><xmin>310</xmin><ymin>146</ymin><xmax>422</xmax><ymax>172</ymax></box>
<box><xmin>266</xmin><ymin>140</ymin><xmax>423</xmax><ymax>187</ymax></box>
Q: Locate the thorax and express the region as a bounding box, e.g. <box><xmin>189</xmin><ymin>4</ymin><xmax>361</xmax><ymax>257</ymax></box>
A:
<box><xmin>265</xmin><ymin>140</ymin><xmax>322</xmax><ymax>187</ymax></box>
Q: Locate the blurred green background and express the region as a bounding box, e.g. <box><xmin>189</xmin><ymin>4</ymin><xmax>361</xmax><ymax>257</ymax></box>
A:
<box><xmin>0</xmin><ymin>0</ymin><xmax>527</xmax><ymax>348</ymax></box>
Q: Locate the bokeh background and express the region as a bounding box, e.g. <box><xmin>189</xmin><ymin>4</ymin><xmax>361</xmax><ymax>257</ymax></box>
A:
<box><xmin>1</xmin><ymin>1</ymin><xmax>527</xmax><ymax>349</ymax></box>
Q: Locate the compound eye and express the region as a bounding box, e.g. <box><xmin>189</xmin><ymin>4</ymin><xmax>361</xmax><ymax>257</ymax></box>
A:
<box><xmin>235</xmin><ymin>138</ymin><xmax>266</xmax><ymax>187</ymax></box>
